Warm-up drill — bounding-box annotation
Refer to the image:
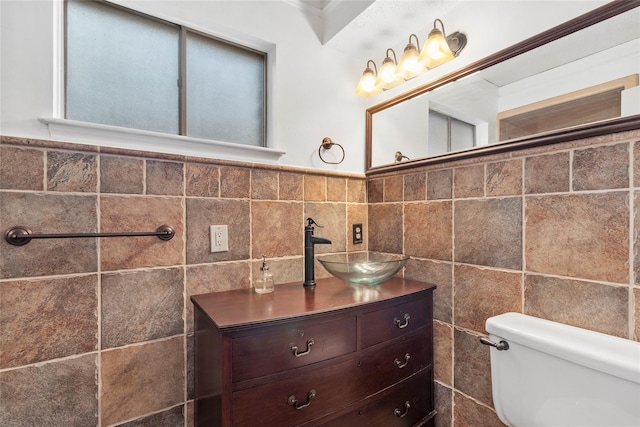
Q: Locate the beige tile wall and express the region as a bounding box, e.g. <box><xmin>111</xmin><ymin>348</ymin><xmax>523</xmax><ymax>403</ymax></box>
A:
<box><xmin>367</xmin><ymin>129</ymin><xmax>640</xmax><ymax>427</ymax></box>
<box><xmin>2</xmin><ymin>128</ymin><xmax>639</xmax><ymax>426</ymax></box>
<box><xmin>0</xmin><ymin>136</ymin><xmax>367</xmax><ymax>426</ymax></box>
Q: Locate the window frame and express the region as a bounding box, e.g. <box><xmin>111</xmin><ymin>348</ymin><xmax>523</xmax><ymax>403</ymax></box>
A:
<box><xmin>428</xmin><ymin>109</ymin><xmax>477</xmax><ymax>154</ymax></box>
<box><xmin>43</xmin><ymin>0</ymin><xmax>283</xmax><ymax>164</ymax></box>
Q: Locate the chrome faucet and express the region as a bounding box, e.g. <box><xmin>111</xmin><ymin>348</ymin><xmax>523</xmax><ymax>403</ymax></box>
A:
<box><xmin>304</xmin><ymin>218</ymin><xmax>332</xmax><ymax>287</ymax></box>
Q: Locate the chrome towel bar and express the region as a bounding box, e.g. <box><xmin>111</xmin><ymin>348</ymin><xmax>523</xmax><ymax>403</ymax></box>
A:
<box><xmin>4</xmin><ymin>225</ymin><xmax>175</xmax><ymax>246</ymax></box>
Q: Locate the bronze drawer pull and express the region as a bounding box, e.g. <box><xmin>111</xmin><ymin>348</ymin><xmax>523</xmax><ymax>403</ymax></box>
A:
<box><xmin>290</xmin><ymin>339</ymin><xmax>315</xmax><ymax>357</ymax></box>
<box><xmin>394</xmin><ymin>401</ymin><xmax>410</xmax><ymax>418</ymax></box>
<box><xmin>394</xmin><ymin>353</ymin><xmax>411</xmax><ymax>369</ymax></box>
<box><xmin>288</xmin><ymin>389</ymin><xmax>316</xmax><ymax>410</ymax></box>
<box><xmin>393</xmin><ymin>313</ymin><xmax>411</xmax><ymax>329</ymax></box>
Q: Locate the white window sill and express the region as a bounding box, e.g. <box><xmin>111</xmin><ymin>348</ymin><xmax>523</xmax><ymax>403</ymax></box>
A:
<box><xmin>39</xmin><ymin>117</ymin><xmax>285</xmax><ymax>164</ymax></box>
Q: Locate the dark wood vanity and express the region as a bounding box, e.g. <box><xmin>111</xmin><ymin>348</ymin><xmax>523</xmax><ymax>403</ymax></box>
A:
<box><xmin>191</xmin><ymin>277</ymin><xmax>436</xmax><ymax>426</ymax></box>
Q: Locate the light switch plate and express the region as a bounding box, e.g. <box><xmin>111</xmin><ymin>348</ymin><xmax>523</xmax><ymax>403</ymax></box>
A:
<box><xmin>210</xmin><ymin>225</ymin><xmax>229</xmax><ymax>253</ymax></box>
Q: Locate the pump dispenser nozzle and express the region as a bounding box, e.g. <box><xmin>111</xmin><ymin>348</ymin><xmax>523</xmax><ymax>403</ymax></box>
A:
<box><xmin>255</xmin><ymin>255</ymin><xmax>274</xmax><ymax>294</ymax></box>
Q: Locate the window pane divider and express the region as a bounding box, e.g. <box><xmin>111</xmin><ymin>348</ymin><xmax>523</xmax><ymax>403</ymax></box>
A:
<box><xmin>179</xmin><ymin>26</ymin><xmax>187</xmax><ymax>135</ymax></box>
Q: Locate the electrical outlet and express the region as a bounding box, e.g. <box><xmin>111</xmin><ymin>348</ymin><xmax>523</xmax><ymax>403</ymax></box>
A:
<box><xmin>352</xmin><ymin>223</ymin><xmax>363</xmax><ymax>244</ymax></box>
<box><xmin>210</xmin><ymin>225</ymin><xmax>229</xmax><ymax>253</ymax></box>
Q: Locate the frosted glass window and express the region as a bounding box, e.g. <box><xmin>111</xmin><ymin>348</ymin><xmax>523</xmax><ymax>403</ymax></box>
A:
<box><xmin>428</xmin><ymin>110</ymin><xmax>475</xmax><ymax>155</ymax></box>
<box><xmin>66</xmin><ymin>0</ymin><xmax>180</xmax><ymax>134</ymax></box>
<box><xmin>451</xmin><ymin>120</ymin><xmax>475</xmax><ymax>152</ymax></box>
<box><xmin>187</xmin><ymin>33</ymin><xmax>265</xmax><ymax>146</ymax></box>
<box><xmin>65</xmin><ymin>0</ymin><xmax>267</xmax><ymax>147</ymax></box>
<box><xmin>428</xmin><ymin>112</ymin><xmax>449</xmax><ymax>156</ymax></box>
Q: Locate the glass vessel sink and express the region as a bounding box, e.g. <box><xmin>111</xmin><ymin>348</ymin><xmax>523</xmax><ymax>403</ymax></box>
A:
<box><xmin>317</xmin><ymin>252</ymin><xmax>409</xmax><ymax>286</ymax></box>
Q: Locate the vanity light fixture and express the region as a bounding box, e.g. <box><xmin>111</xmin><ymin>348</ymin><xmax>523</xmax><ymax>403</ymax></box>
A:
<box><xmin>396</xmin><ymin>34</ymin><xmax>427</xmax><ymax>80</ymax></box>
<box><xmin>355</xmin><ymin>18</ymin><xmax>466</xmax><ymax>97</ymax></box>
<box><xmin>355</xmin><ymin>60</ymin><xmax>383</xmax><ymax>97</ymax></box>
<box><xmin>375</xmin><ymin>49</ymin><xmax>404</xmax><ymax>89</ymax></box>
<box><xmin>419</xmin><ymin>18</ymin><xmax>467</xmax><ymax>69</ymax></box>
<box><xmin>419</xmin><ymin>19</ymin><xmax>454</xmax><ymax>68</ymax></box>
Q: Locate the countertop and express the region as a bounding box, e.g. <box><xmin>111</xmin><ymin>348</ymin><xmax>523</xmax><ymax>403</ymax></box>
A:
<box><xmin>191</xmin><ymin>276</ymin><xmax>436</xmax><ymax>331</ymax></box>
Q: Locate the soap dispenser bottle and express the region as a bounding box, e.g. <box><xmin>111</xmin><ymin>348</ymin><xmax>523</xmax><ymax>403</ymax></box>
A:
<box><xmin>255</xmin><ymin>255</ymin><xmax>274</xmax><ymax>294</ymax></box>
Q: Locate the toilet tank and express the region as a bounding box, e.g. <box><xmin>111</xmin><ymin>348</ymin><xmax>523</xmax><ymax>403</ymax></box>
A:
<box><xmin>485</xmin><ymin>313</ymin><xmax>640</xmax><ymax>427</ymax></box>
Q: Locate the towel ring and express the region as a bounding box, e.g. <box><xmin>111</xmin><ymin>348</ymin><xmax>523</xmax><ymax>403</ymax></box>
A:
<box><xmin>318</xmin><ymin>137</ymin><xmax>345</xmax><ymax>165</ymax></box>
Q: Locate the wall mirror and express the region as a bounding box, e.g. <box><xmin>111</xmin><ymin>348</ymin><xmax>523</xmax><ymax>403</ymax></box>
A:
<box><xmin>366</xmin><ymin>2</ymin><xmax>640</xmax><ymax>173</ymax></box>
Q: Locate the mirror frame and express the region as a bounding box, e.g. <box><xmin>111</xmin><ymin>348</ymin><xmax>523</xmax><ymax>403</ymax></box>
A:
<box><xmin>365</xmin><ymin>1</ymin><xmax>640</xmax><ymax>175</ymax></box>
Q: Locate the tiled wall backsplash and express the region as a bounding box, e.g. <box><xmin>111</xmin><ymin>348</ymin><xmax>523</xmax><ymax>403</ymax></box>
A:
<box><xmin>2</xmin><ymin>128</ymin><xmax>639</xmax><ymax>426</ymax></box>
<box><xmin>0</xmin><ymin>136</ymin><xmax>367</xmax><ymax>426</ymax></box>
<box><xmin>367</xmin><ymin>129</ymin><xmax>640</xmax><ymax>426</ymax></box>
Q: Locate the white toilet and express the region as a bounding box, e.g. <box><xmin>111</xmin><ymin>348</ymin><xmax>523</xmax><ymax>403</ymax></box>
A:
<box><xmin>483</xmin><ymin>312</ymin><xmax>640</xmax><ymax>427</ymax></box>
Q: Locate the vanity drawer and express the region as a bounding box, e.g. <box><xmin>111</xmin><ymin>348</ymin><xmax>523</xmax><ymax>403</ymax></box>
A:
<box><xmin>232</xmin><ymin>315</ymin><xmax>356</xmax><ymax>382</ymax></box>
<box><xmin>232</xmin><ymin>357</ymin><xmax>365</xmax><ymax>426</ymax></box>
<box><xmin>358</xmin><ymin>329</ymin><xmax>432</xmax><ymax>391</ymax></box>
<box><xmin>361</xmin><ymin>297</ymin><xmax>431</xmax><ymax>348</ymax></box>
<box><xmin>320</xmin><ymin>369</ymin><xmax>433</xmax><ymax>427</ymax></box>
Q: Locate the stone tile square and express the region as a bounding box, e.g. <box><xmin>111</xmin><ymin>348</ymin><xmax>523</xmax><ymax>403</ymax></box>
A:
<box><xmin>347</xmin><ymin>178</ymin><xmax>366</xmax><ymax>203</ymax></box>
<box><xmin>220</xmin><ymin>166</ymin><xmax>250</xmax><ymax>198</ymax></box>
<box><xmin>147</xmin><ymin>160</ymin><xmax>184</xmax><ymax>196</ymax></box>
<box><xmin>186</xmin><ymin>261</ymin><xmax>250</xmax><ymax>332</ymax></box>
<box><xmin>434</xmin><ymin>383</ymin><xmax>452</xmax><ymax>427</ymax></box>
<box><xmin>453</xmin><ymin>391</ymin><xmax>504</xmax><ymax>427</ymax></box>
<box><xmin>524</xmin><ymin>274</ymin><xmax>628</xmax><ymax>338</ymax></box>
<box><xmin>524</xmin><ymin>152</ymin><xmax>570</xmax><ymax>194</ymax></box>
<box><xmin>455</xmin><ymin>198</ymin><xmax>522</xmax><ymax>270</ymax></box>
<box><xmin>101</xmin><ymin>155</ymin><xmax>144</xmax><ymax>194</ymax></box>
<box><xmin>304</xmin><ymin>175</ymin><xmax>326</xmax><ymax>201</ymax></box>
<box><xmin>368</xmin><ymin>203</ymin><xmax>403</xmax><ymax>253</ymax></box>
<box><xmin>427</xmin><ymin>169</ymin><xmax>452</xmax><ymax>200</ymax></box>
<box><xmin>47</xmin><ymin>151</ymin><xmax>97</xmax><ymax>192</ymax></box>
<box><xmin>118</xmin><ymin>406</ymin><xmax>184</xmax><ymax>427</ymax></box>
<box><xmin>100</xmin><ymin>195</ymin><xmax>184</xmax><ymax>271</ymax></box>
<box><xmin>304</xmin><ymin>202</ymin><xmax>346</xmax><ymax>254</ymax></box>
<box><xmin>251</xmin><ymin>169</ymin><xmax>278</xmax><ymax>200</ymax></box>
<box><xmin>525</xmin><ymin>193</ymin><xmax>628</xmax><ymax>283</ymax></box>
<box><xmin>186</xmin><ymin>162</ymin><xmax>219</xmax><ymax>197</ymax></box>
<box><xmin>101</xmin><ymin>337</ymin><xmax>184</xmax><ymax>426</ymax></box>
<box><xmin>453</xmin><ymin>329</ymin><xmax>493</xmax><ymax>407</ymax></box>
<box><xmin>454</xmin><ymin>264</ymin><xmax>522</xmax><ymax>333</ymax></box>
<box><xmin>252</xmin><ymin>201</ymin><xmax>304</xmax><ymax>258</ymax></box>
<box><xmin>0</xmin><ymin>354</ymin><xmax>98</xmax><ymax>426</ymax></box>
<box><xmin>573</xmin><ymin>143</ymin><xmax>629</xmax><ymax>190</ymax></box>
<box><xmin>433</xmin><ymin>320</ymin><xmax>452</xmax><ymax>386</ymax></box>
<box><xmin>405</xmin><ymin>258</ymin><xmax>452</xmax><ymax>323</ymax></box>
<box><xmin>0</xmin><ymin>275</ymin><xmax>98</xmax><ymax>368</ymax></box>
<box><xmin>384</xmin><ymin>175</ymin><xmax>403</xmax><ymax>202</ymax></box>
<box><xmin>0</xmin><ymin>192</ymin><xmax>98</xmax><ymax>279</ymax></box>
<box><xmin>0</xmin><ymin>146</ymin><xmax>44</xmax><ymax>190</ymax></box>
<box><xmin>102</xmin><ymin>268</ymin><xmax>184</xmax><ymax>348</ymax></box>
<box><xmin>186</xmin><ymin>198</ymin><xmax>250</xmax><ymax>264</ymax></box>
<box><xmin>404</xmin><ymin>172</ymin><xmax>426</xmax><ymax>201</ymax></box>
<box><xmin>327</xmin><ymin>177</ymin><xmax>346</xmax><ymax>202</ymax></box>
<box><xmin>405</xmin><ymin>201</ymin><xmax>452</xmax><ymax>261</ymax></box>
<box><xmin>279</xmin><ymin>172</ymin><xmax>303</xmax><ymax>201</ymax></box>
<box><xmin>486</xmin><ymin>159</ymin><xmax>522</xmax><ymax>196</ymax></box>
<box><xmin>454</xmin><ymin>165</ymin><xmax>484</xmax><ymax>198</ymax></box>
<box><xmin>367</xmin><ymin>178</ymin><xmax>383</xmax><ymax>203</ymax></box>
